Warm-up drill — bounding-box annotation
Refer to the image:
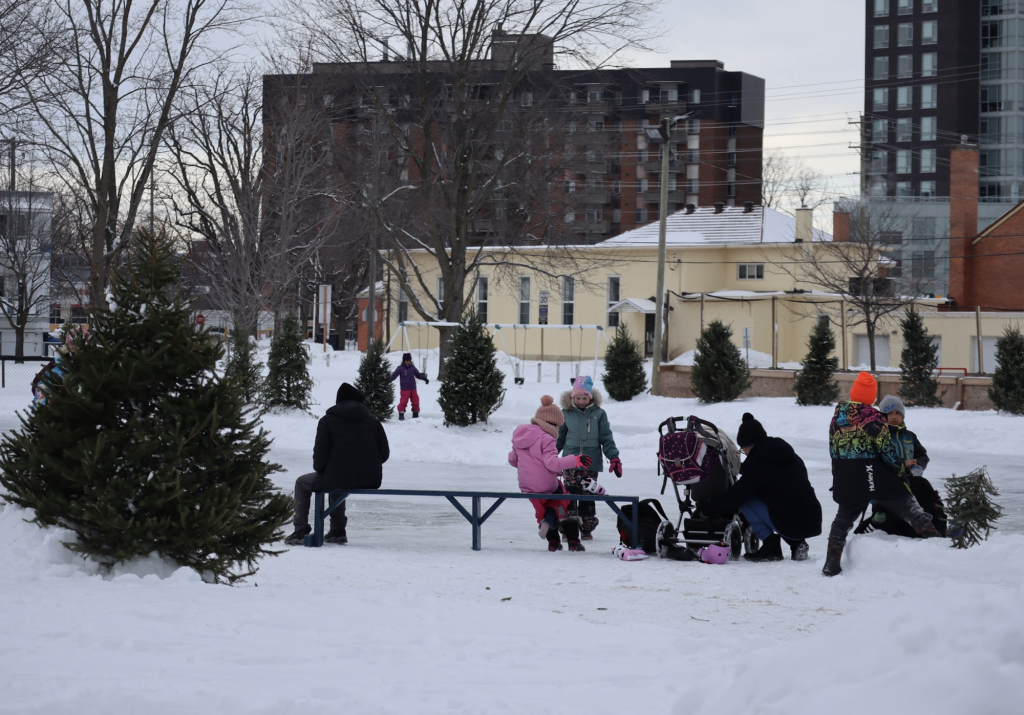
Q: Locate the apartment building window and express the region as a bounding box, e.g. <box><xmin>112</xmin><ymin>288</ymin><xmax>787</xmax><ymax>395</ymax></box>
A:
<box><xmin>912</xmin><ymin>251</ymin><xmax>936</xmax><ymax>279</ymax></box>
<box><xmin>686</xmin><ymin>179</ymin><xmax>699</xmax><ymax>194</ymax></box>
<box><xmin>564</xmin><ymin>180</ymin><xmax>575</xmax><ymax>193</ymax></box>
<box><xmin>873</xmin><ymin>118</ymin><xmax>889</xmax><ymax>142</ymax></box>
<box><xmin>726</xmin><ymin>183</ymin><xmax>736</xmax><ymax>198</ymax></box>
<box><xmin>562</xmin><ymin>276</ymin><xmax>575</xmax><ymax>325</ymax></box>
<box><xmin>982</xmin><ymin>0</ymin><xmax>1001</xmax><ymax>15</ymax></box>
<box><xmin>612</xmin><ymin>179</ymin><xmax>621</xmax><ymax>194</ymax></box>
<box><xmin>436</xmin><ymin>276</ymin><xmax>445</xmax><ymax>310</ymax></box>
<box><xmin>920</xmin><ymin>116</ymin><xmax>937</xmax><ymax>141</ymax></box>
<box><xmin>981</xmin><ymin>84</ymin><xmax>1003</xmax><ymax>112</ymax></box>
<box><xmin>612</xmin><ymin>208</ymin><xmax>621</xmax><ymax>223</ymax></box>
<box><xmin>921</xmin><ymin>20</ymin><xmax>937</xmax><ymax>44</ymax></box>
<box><xmin>585</xmin><ymin>177</ymin><xmax>601</xmax><ymax>192</ymax></box>
<box><xmin>687</xmin><ymin>118</ymin><xmax>700</xmax><ymax>134</ymax></box>
<box><xmin>923</xmin><ymin>0</ymin><xmax>937</xmax><ymax>11</ymax></box>
<box><xmin>898</xmin><ymin>0</ymin><xmax>912</xmax><ymax>13</ymax></box>
<box><xmin>640</xmin><ymin>89</ymin><xmax>650</xmax><ymax>104</ymax></box>
<box><xmin>737</xmin><ymin>264</ymin><xmax>764</xmax><ymax>280</ymax></box>
<box><xmin>871</xmin><ymin>150</ymin><xmax>889</xmax><ymax>173</ymax></box>
<box><xmin>668</xmin><ymin>175</ymin><xmax>678</xmax><ymax>191</ymax></box>
<box><xmin>897</xmin><ymin>150</ymin><xmax>912</xmax><ymax>174</ymax></box>
<box><xmin>585</xmin><ymin>208</ymin><xmax>602</xmax><ymax>222</ymax></box>
<box><xmin>635</xmin><ymin>208</ymin><xmax>648</xmax><ymax>223</ymax></box>
<box><xmin>897</xmin><ymin>54</ymin><xmax>913</xmax><ymax>78</ymax></box>
<box><xmin>874</xmin><ymin>56</ymin><xmax>890</xmax><ymax>80</ymax></box>
<box><xmin>874</xmin><ymin>25</ymin><xmax>890</xmax><ymax>49</ymax></box>
<box><xmin>897</xmin><ymin>86</ymin><xmax>912</xmax><ymax>110</ymax></box>
<box><xmin>521</xmin><ymin>92</ymin><xmax>534</xmax><ymax>107</ymax></box>
<box><xmin>587</xmin><ymin>119</ymin><xmax>604</xmax><ymax>132</ymax></box>
<box><xmin>588</xmin><ymin>89</ymin><xmax>603</xmax><ymax>103</ymax></box>
<box><xmin>477</xmin><ymin>276</ymin><xmax>489</xmax><ymax>322</ymax></box>
<box><xmin>687</xmin><ymin>148</ymin><xmax>699</xmax><ymax>163</ymax></box>
<box><xmin>920</xmin><ymin>180</ymin><xmax>937</xmax><ymax>197</ymax></box>
<box><xmin>896</xmin><ymin>117</ymin><xmax>912</xmax><ymax>142</ymax></box>
<box><xmin>607</xmin><ymin>276</ymin><xmax>620</xmax><ymax>328</ymax></box>
<box><xmin>637</xmin><ymin>178</ymin><xmax>649</xmax><ymax>192</ymax></box>
<box><xmin>875</xmin><ymin>0</ymin><xmax>889</xmax><ymax>16</ymax></box>
<box><xmin>897</xmin><ymin>23</ymin><xmax>913</xmax><ymax>46</ymax></box>
<box><xmin>519</xmin><ymin>277</ymin><xmax>531</xmax><ymax>324</ymax></box>
<box><xmin>982</xmin><ymin>21</ymin><xmax>1001</xmax><ymax>48</ymax></box>
<box><xmin>897</xmin><ymin>181</ymin><xmax>913</xmax><ymax>197</ymax></box>
<box><xmin>920</xmin><ymin>148</ymin><xmax>936</xmax><ymax>173</ymax></box>
<box><xmin>922</xmin><ymin>52</ymin><xmax>937</xmax><ymax>77</ymax></box>
<box><xmin>921</xmin><ymin>84</ymin><xmax>937</xmax><ymax>108</ymax></box>
<box><xmin>660</xmin><ymin>87</ymin><xmax>678</xmax><ymax>103</ymax></box>
<box><xmin>873</xmin><ymin>87</ymin><xmax>889</xmax><ymax>110</ymax></box>
<box><xmin>565</xmin><ymin>211</ymin><xmax>575</xmax><ymax>223</ymax></box>
<box><xmin>49</xmin><ymin>305</ymin><xmax>62</xmax><ymax>324</ymax></box>
<box><xmin>690</xmin><ymin>89</ymin><xmax>701</xmax><ymax>103</ymax></box>
<box><xmin>981</xmin><ymin>53</ymin><xmax>1002</xmax><ymax>80</ymax></box>
<box><xmin>981</xmin><ymin>116</ymin><xmax>1000</xmax><ymax>142</ymax></box>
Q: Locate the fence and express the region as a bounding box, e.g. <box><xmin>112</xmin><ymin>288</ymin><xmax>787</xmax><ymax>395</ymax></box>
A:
<box><xmin>0</xmin><ymin>356</ymin><xmax>52</xmax><ymax>391</ymax></box>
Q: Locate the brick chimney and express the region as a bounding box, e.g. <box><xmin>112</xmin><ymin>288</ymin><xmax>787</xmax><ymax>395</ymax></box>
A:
<box><xmin>832</xmin><ymin>209</ymin><xmax>850</xmax><ymax>242</ymax></box>
<box><xmin>948</xmin><ymin>144</ymin><xmax>979</xmax><ymax>308</ymax></box>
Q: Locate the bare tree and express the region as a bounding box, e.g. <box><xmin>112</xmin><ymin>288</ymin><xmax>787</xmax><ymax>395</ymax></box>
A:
<box><xmin>774</xmin><ymin>199</ymin><xmax>919</xmax><ymax>371</ymax></box>
<box><xmin>20</xmin><ymin>0</ymin><xmax>249</xmax><ymax>310</ymax></box>
<box><xmin>0</xmin><ymin>182</ymin><xmax>52</xmax><ymax>356</ymax></box>
<box><xmin>0</xmin><ymin>1</ymin><xmax>63</xmax><ymax>117</ymax></box>
<box><xmin>167</xmin><ymin>65</ymin><xmax>345</xmax><ymax>336</ymax></box>
<box><xmin>762</xmin><ymin>148</ymin><xmax>830</xmax><ymax>213</ymax></box>
<box><xmin>279</xmin><ymin>0</ymin><xmax>658</xmax><ymax>374</ymax></box>
<box><xmin>791</xmin><ymin>163</ymin><xmax>830</xmax><ymax>210</ymax></box>
<box><xmin>761</xmin><ymin>148</ymin><xmax>794</xmax><ymax>210</ymax></box>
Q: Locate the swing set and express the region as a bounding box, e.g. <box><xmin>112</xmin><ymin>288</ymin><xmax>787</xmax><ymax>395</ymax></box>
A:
<box><xmin>386</xmin><ymin>321</ymin><xmax>611</xmax><ymax>384</ymax></box>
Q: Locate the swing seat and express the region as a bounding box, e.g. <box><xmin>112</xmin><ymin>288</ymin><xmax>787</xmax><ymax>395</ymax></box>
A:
<box><xmin>514</xmin><ymin>377</ymin><xmax>525</xmax><ymax>385</ymax></box>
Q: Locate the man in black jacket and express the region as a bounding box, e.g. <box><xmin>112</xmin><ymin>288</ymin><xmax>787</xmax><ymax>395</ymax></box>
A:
<box><xmin>704</xmin><ymin>413</ymin><xmax>822</xmax><ymax>562</ymax></box>
<box><xmin>285</xmin><ymin>383</ymin><xmax>390</xmax><ymax>545</ymax></box>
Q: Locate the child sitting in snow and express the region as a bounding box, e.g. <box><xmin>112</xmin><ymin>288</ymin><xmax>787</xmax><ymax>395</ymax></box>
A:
<box><xmin>509</xmin><ymin>396</ymin><xmax>591</xmax><ymax>552</ymax></box>
<box><xmin>390</xmin><ymin>352</ymin><xmax>428</xmax><ymax>420</ymax></box>
<box><xmin>556</xmin><ymin>375</ymin><xmax>622</xmax><ymax>542</ymax></box>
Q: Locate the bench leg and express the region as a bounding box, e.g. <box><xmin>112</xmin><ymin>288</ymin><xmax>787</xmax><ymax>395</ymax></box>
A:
<box><xmin>472</xmin><ymin>496</ymin><xmax>481</xmax><ymax>551</ymax></box>
<box><xmin>630</xmin><ymin>497</ymin><xmax>640</xmax><ymax>549</ymax></box>
<box><xmin>310</xmin><ymin>492</ymin><xmax>325</xmax><ymax>547</ymax></box>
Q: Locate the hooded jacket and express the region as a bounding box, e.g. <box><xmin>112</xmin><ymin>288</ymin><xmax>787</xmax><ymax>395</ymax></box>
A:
<box><xmin>890</xmin><ymin>423</ymin><xmax>929</xmax><ymax>471</ymax></box>
<box><xmin>508</xmin><ymin>424</ymin><xmax>580</xmax><ymax>493</ymax></box>
<box><xmin>555</xmin><ymin>389</ymin><xmax>619</xmax><ymax>471</ymax></box>
<box><xmin>829</xmin><ymin>401</ymin><xmax>910</xmax><ymax>503</ymax></box>
<box><xmin>390</xmin><ymin>363</ymin><xmax>427</xmax><ymax>391</ymax></box>
<box><xmin>311</xmin><ymin>400</ymin><xmax>390</xmax><ymax>491</ymax></box>
<box><xmin>703</xmin><ymin>437</ymin><xmax>823</xmax><ymax>540</ymax></box>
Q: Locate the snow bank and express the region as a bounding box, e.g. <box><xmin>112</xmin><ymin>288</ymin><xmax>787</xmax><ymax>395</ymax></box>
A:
<box><xmin>667</xmin><ymin>348</ymin><xmax>802</xmax><ymax>370</ymax></box>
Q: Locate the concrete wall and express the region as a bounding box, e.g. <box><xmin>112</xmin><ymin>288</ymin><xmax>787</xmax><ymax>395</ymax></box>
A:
<box><xmin>658</xmin><ymin>364</ymin><xmax>996</xmax><ymax>411</ymax></box>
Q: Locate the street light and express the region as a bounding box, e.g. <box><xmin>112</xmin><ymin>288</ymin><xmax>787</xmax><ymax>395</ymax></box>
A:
<box><xmin>646</xmin><ymin>111</ymin><xmax>697</xmax><ymax>396</ymax></box>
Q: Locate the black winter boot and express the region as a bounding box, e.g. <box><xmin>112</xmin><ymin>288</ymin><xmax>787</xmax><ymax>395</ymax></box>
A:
<box><xmin>560</xmin><ymin>516</ymin><xmax>585</xmax><ymax>552</ymax></box>
<box><xmin>910</xmin><ymin>513</ymin><xmax>941</xmax><ymax>538</ymax></box>
<box><xmin>546</xmin><ymin>529</ymin><xmax>563</xmax><ymax>552</ymax></box>
<box><xmin>784</xmin><ymin>537</ymin><xmax>810</xmax><ymax>561</ymax></box>
<box><xmin>822</xmin><ymin>539</ymin><xmax>845</xmax><ymax>577</ymax></box>
<box><xmin>744</xmin><ymin>533</ymin><xmax>784</xmax><ymax>562</ymax></box>
<box><xmin>324</xmin><ymin>528</ymin><xmax>348</xmax><ymax>545</ymax></box>
<box><xmin>284</xmin><ymin>524</ymin><xmax>311</xmax><ymax>546</ymax></box>
<box><xmin>412</xmin><ymin>410</ymin><xmax>419</xmax><ymax>418</ymax></box>
<box><xmin>398</xmin><ymin>412</ymin><xmax>405</xmax><ymax>421</ymax></box>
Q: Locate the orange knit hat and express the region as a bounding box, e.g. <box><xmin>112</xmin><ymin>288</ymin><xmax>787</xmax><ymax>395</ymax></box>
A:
<box><xmin>849</xmin><ymin>371</ymin><xmax>877</xmax><ymax>405</ymax></box>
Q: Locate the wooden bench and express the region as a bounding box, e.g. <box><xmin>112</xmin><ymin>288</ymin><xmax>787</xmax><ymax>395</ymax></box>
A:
<box><xmin>304</xmin><ymin>489</ymin><xmax>641</xmax><ymax>550</ymax></box>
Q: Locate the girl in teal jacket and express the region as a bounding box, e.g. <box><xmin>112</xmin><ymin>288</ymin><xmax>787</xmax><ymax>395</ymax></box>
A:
<box><xmin>556</xmin><ymin>375</ymin><xmax>621</xmax><ymax>541</ymax></box>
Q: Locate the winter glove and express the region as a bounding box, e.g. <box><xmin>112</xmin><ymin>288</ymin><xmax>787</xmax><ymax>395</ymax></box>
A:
<box><xmin>580</xmin><ymin>477</ymin><xmax>606</xmax><ymax>496</ymax></box>
<box><xmin>424</xmin><ymin>377</ymin><xmax>430</xmax><ymax>384</ymax></box>
<box><xmin>575</xmin><ymin>454</ymin><xmax>593</xmax><ymax>469</ymax></box>
<box><xmin>609</xmin><ymin>457</ymin><xmax>623</xmax><ymax>478</ymax></box>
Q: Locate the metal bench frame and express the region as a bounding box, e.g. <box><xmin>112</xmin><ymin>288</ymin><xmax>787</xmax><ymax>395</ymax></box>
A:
<box><xmin>305</xmin><ymin>489</ymin><xmax>641</xmax><ymax>550</ymax></box>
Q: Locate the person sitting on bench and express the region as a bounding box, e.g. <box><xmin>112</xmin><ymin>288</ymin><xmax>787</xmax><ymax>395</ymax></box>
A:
<box><xmin>285</xmin><ymin>383</ymin><xmax>390</xmax><ymax>545</ymax></box>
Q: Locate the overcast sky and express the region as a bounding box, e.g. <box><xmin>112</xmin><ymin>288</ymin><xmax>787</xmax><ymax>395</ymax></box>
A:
<box><xmin>623</xmin><ymin>0</ymin><xmax>867</xmax><ymax>202</ymax></box>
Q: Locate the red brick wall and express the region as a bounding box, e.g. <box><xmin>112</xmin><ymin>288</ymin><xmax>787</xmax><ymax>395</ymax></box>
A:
<box><xmin>948</xmin><ymin>145</ymin><xmax>979</xmax><ymax>307</ymax></box>
<box><xmin>963</xmin><ymin>207</ymin><xmax>1024</xmax><ymax>310</ymax></box>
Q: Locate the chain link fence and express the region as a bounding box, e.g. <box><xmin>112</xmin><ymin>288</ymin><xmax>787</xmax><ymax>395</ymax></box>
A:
<box><xmin>0</xmin><ymin>357</ymin><xmax>52</xmax><ymax>392</ymax></box>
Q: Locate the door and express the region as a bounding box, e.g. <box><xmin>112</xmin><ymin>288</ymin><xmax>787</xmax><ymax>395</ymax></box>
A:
<box><xmin>644</xmin><ymin>313</ymin><xmax>655</xmax><ymax>358</ymax></box>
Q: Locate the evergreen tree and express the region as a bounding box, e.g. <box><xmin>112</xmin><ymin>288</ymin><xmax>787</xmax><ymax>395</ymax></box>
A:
<box><xmin>793</xmin><ymin>317</ymin><xmax>841</xmax><ymax>406</ymax></box>
<box><xmin>355</xmin><ymin>339</ymin><xmax>395</xmax><ymax>421</ymax></box>
<box><xmin>264</xmin><ymin>314</ymin><xmax>314</xmax><ymax>411</ymax></box>
<box><xmin>437</xmin><ymin>310</ymin><xmax>505</xmax><ymax>426</ymax></box>
<box><xmin>0</xmin><ymin>231</ymin><xmax>292</xmax><ymax>583</ymax></box>
<box><xmin>689</xmin><ymin>320</ymin><xmax>751</xmax><ymax>403</ymax></box>
<box><xmin>897</xmin><ymin>308</ymin><xmax>943</xmax><ymax>407</ymax></box>
<box><xmin>601</xmin><ymin>324</ymin><xmax>647</xmax><ymax>401</ymax></box>
<box><xmin>223</xmin><ymin>328</ymin><xmax>263</xmax><ymax>405</ymax></box>
<box><xmin>989</xmin><ymin>324</ymin><xmax>1024</xmax><ymax>415</ymax></box>
<box><xmin>945</xmin><ymin>467</ymin><xmax>1003</xmax><ymax>549</ymax></box>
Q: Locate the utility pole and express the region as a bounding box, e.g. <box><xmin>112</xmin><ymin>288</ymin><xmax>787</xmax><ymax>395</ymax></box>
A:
<box><xmin>649</xmin><ymin>111</ymin><xmax>696</xmax><ymax>396</ymax></box>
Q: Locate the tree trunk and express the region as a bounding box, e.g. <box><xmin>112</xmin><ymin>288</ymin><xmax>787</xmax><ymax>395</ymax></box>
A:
<box><xmin>866</xmin><ymin>321</ymin><xmax>876</xmax><ymax>372</ymax></box>
<box><xmin>14</xmin><ymin>325</ymin><xmax>24</xmax><ymax>359</ymax></box>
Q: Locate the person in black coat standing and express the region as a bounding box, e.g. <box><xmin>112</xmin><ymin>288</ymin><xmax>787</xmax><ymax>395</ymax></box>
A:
<box><xmin>704</xmin><ymin>413</ymin><xmax>822</xmax><ymax>562</ymax></box>
<box><xmin>285</xmin><ymin>383</ymin><xmax>390</xmax><ymax>545</ymax></box>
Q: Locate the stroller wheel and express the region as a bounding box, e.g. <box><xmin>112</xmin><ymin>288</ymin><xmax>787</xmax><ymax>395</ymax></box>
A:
<box><xmin>725</xmin><ymin>523</ymin><xmax>743</xmax><ymax>561</ymax></box>
<box><xmin>743</xmin><ymin>525</ymin><xmax>761</xmax><ymax>557</ymax></box>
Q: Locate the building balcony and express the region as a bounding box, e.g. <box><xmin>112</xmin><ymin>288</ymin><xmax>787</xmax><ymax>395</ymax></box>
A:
<box><xmin>579</xmin><ymin>161</ymin><xmax>612</xmax><ymax>174</ymax></box>
<box><xmin>579</xmin><ymin>190</ymin><xmax>612</xmax><ymax>204</ymax></box>
<box><xmin>572</xmin><ymin>220</ymin><xmax>611</xmax><ymax>235</ymax></box>
<box><xmin>643</xmin><ymin>190</ymin><xmax>685</xmax><ymax>204</ymax></box>
<box><xmin>643</xmin><ymin>159</ymin><xmax>680</xmax><ymax>174</ymax></box>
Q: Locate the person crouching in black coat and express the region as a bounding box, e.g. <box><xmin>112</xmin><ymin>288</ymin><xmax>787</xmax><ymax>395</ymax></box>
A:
<box><xmin>284</xmin><ymin>383</ymin><xmax>390</xmax><ymax>545</ymax></box>
<box><xmin>703</xmin><ymin>413</ymin><xmax>822</xmax><ymax>562</ymax></box>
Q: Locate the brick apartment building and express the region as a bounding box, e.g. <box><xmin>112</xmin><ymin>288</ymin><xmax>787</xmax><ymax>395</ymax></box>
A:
<box><xmin>264</xmin><ymin>36</ymin><xmax>764</xmax><ymax>243</ymax></box>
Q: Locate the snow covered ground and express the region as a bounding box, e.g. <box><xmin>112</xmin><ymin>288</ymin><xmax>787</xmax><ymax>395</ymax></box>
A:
<box><xmin>1</xmin><ymin>345</ymin><xmax>1023</xmax><ymax>714</ymax></box>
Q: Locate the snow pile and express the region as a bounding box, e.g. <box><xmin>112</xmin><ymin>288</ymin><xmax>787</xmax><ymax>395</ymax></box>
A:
<box><xmin>667</xmin><ymin>348</ymin><xmax>802</xmax><ymax>370</ymax></box>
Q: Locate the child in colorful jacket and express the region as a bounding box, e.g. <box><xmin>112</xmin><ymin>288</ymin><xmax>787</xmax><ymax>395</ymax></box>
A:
<box><xmin>509</xmin><ymin>396</ymin><xmax>591</xmax><ymax>552</ymax></box>
<box><xmin>390</xmin><ymin>352</ymin><xmax>428</xmax><ymax>420</ymax></box>
<box><xmin>556</xmin><ymin>375</ymin><xmax>621</xmax><ymax>540</ymax></box>
<box><xmin>822</xmin><ymin>372</ymin><xmax>940</xmax><ymax>577</ymax></box>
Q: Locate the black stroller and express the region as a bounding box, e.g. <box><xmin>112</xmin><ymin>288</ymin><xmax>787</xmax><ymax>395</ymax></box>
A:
<box><xmin>655</xmin><ymin>415</ymin><xmax>760</xmax><ymax>560</ymax></box>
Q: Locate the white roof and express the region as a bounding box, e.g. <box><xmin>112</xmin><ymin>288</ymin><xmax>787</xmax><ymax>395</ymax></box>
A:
<box><xmin>608</xmin><ymin>298</ymin><xmax>657</xmax><ymax>313</ymax></box>
<box><xmin>598</xmin><ymin>205</ymin><xmax>831</xmax><ymax>248</ymax></box>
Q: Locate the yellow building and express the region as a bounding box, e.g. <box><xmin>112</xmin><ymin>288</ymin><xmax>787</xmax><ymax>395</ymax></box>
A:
<box><xmin>385</xmin><ymin>204</ymin><xmax>1010</xmax><ymax>373</ymax></box>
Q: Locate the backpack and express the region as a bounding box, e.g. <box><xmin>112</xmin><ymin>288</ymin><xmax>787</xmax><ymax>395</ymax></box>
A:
<box><xmin>617</xmin><ymin>498</ymin><xmax>672</xmax><ymax>554</ymax></box>
<box><xmin>856</xmin><ymin>474</ymin><xmax>948</xmax><ymax>538</ymax></box>
<box><xmin>31</xmin><ymin>359</ymin><xmax>57</xmax><ymax>394</ymax></box>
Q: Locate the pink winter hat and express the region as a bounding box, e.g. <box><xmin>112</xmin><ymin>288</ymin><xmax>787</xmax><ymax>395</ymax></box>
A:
<box><xmin>571</xmin><ymin>375</ymin><xmax>593</xmax><ymax>398</ymax></box>
<box><xmin>531</xmin><ymin>395</ymin><xmax>564</xmax><ymax>437</ymax></box>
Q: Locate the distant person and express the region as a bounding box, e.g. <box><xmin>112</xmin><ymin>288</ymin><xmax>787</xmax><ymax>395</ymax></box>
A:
<box><xmin>508</xmin><ymin>396</ymin><xmax>590</xmax><ymax>552</ymax></box>
<box><xmin>823</xmin><ymin>373</ymin><xmax>940</xmax><ymax>577</ymax></box>
<box><xmin>856</xmin><ymin>395</ymin><xmax>947</xmax><ymax>538</ymax></box>
<box><xmin>285</xmin><ymin>383</ymin><xmax>390</xmax><ymax>546</ymax></box>
<box><xmin>703</xmin><ymin>413</ymin><xmax>822</xmax><ymax>562</ymax></box>
<box><xmin>390</xmin><ymin>352</ymin><xmax>428</xmax><ymax>420</ymax></box>
<box><xmin>557</xmin><ymin>375</ymin><xmax>622</xmax><ymax>545</ymax></box>
<box><xmin>32</xmin><ymin>326</ymin><xmax>89</xmax><ymax>406</ymax></box>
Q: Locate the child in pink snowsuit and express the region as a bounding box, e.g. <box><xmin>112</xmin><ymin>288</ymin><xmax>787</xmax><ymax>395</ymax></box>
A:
<box><xmin>508</xmin><ymin>395</ymin><xmax>591</xmax><ymax>552</ymax></box>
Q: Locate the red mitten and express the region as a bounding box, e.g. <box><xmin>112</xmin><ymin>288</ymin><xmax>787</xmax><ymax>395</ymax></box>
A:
<box><xmin>609</xmin><ymin>458</ymin><xmax>623</xmax><ymax>478</ymax></box>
